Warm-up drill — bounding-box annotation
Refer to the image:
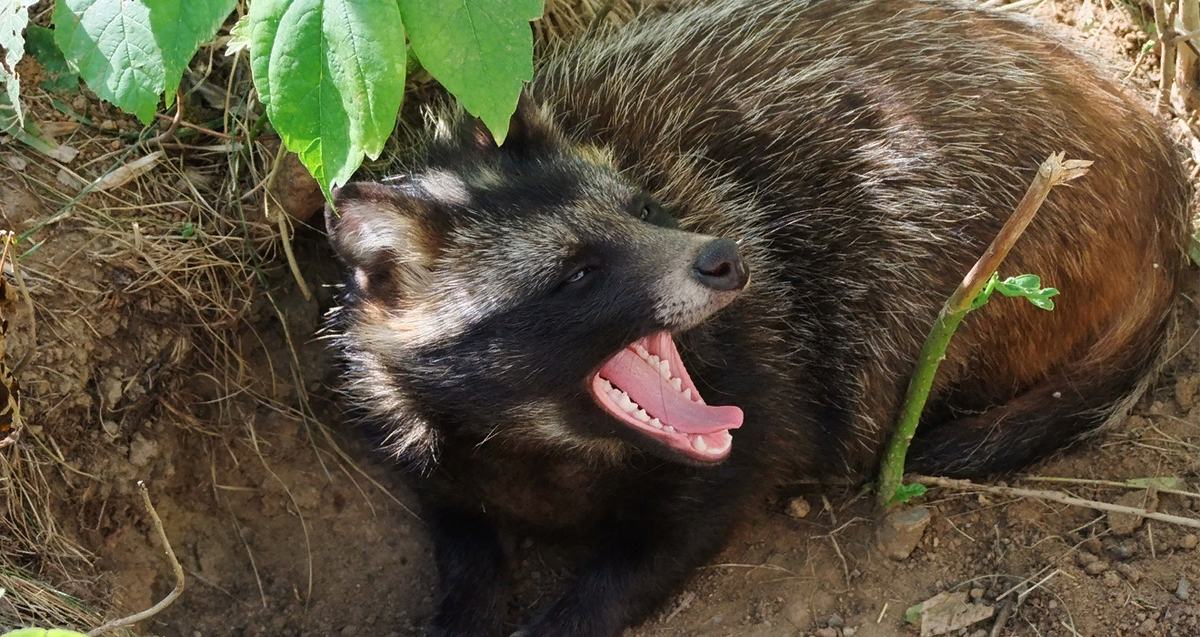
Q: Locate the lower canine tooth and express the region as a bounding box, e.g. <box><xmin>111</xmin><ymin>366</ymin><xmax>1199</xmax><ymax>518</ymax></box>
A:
<box><xmin>681</xmin><ymin>388</ymin><xmax>692</xmax><ymax>401</ymax></box>
<box><xmin>691</xmin><ymin>436</ymin><xmax>708</xmax><ymax>452</ymax></box>
<box><xmin>670</xmin><ymin>377</ymin><xmax>682</xmax><ymax>391</ymax></box>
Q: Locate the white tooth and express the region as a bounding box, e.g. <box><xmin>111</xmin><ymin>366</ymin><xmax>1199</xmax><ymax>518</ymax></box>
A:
<box><xmin>618</xmin><ymin>394</ymin><xmax>637</xmax><ymax>412</ymax></box>
<box><xmin>634</xmin><ymin>344</ymin><xmax>650</xmax><ymax>360</ymax></box>
<box><xmin>691</xmin><ymin>436</ymin><xmax>708</xmax><ymax>453</ymax></box>
<box><xmin>681</xmin><ymin>388</ymin><xmax>692</xmax><ymax>401</ymax></box>
<box><xmin>663</xmin><ymin>425</ymin><xmax>676</xmax><ymax>434</ymax></box>
<box><xmin>647</xmin><ymin>354</ymin><xmax>660</xmax><ymax>367</ymax></box>
<box><xmin>648</xmin><ymin>418</ymin><xmax>663</xmax><ymax>429</ymax></box>
<box><xmin>608</xmin><ymin>388</ymin><xmax>624</xmax><ymax>401</ymax></box>
<box><xmin>658</xmin><ymin>359</ymin><xmax>672</xmax><ymax>380</ymax></box>
<box><xmin>634</xmin><ymin>408</ymin><xmax>650</xmax><ymax>422</ymax></box>
<box><xmin>670</xmin><ymin>377</ymin><xmax>682</xmax><ymax>391</ymax></box>
<box><xmin>601</xmin><ymin>379</ymin><xmax>613</xmax><ymax>390</ymax></box>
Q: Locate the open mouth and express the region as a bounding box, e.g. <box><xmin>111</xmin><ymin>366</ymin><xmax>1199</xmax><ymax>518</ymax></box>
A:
<box><xmin>589</xmin><ymin>331</ymin><xmax>743</xmax><ymax>462</ymax></box>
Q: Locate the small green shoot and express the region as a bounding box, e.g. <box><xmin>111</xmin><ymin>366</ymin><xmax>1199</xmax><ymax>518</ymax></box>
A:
<box><xmin>970</xmin><ymin>272</ymin><xmax>1060</xmax><ymax>311</ymax></box>
<box><xmin>890</xmin><ymin>482</ymin><xmax>927</xmax><ymax>504</ymax></box>
<box><xmin>181</xmin><ymin>222</ymin><xmax>196</xmax><ymax>238</ymax></box>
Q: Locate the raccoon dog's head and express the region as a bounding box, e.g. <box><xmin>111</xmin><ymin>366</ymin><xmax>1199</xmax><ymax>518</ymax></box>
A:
<box><xmin>327</xmin><ymin>101</ymin><xmax>749</xmax><ymax>467</ymax></box>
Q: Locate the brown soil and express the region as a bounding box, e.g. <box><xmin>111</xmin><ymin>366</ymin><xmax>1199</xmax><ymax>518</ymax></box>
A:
<box><xmin>1</xmin><ymin>1</ymin><xmax>1198</xmax><ymax>637</ymax></box>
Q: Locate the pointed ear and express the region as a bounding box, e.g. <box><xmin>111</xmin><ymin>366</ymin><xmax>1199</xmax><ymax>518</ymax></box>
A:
<box><xmin>460</xmin><ymin>94</ymin><xmax>565</xmax><ymax>155</ymax></box>
<box><xmin>325</xmin><ymin>182</ymin><xmax>439</xmax><ymax>298</ymax></box>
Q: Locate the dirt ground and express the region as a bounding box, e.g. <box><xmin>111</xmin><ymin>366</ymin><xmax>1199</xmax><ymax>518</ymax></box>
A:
<box><xmin>1</xmin><ymin>1</ymin><xmax>1199</xmax><ymax>637</ymax></box>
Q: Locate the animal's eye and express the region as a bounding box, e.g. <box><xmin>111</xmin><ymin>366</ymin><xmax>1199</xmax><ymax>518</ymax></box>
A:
<box><xmin>639</xmin><ymin>203</ymin><xmax>654</xmax><ymax>221</ymax></box>
<box><xmin>566</xmin><ymin>267</ymin><xmax>590</xmax><ymax>283</ymax></box>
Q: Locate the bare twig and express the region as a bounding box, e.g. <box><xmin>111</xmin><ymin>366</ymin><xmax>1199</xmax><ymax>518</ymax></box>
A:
<box><xmin>876</xmin><ymin>153</ymin><xmax>1091</xmax><ymax>505</ymax></box>
<box><xmin>87</xmin><ymin>481</ymin><xmax>184</xmax><ymax>635</ymax></box>
<box><xmin>144</xmin><ymin>89</ymin><xmax>186</xmax><ymax>148</ymax></box>
<box><xmin>1154</xmin><ymin>0</ymin><xmax>1179</xmax><ymax>112</ymax></box>
<box><xmin>913</xmin><ymin>475</ymin><xmax>1200</xmax><ymax>529</ymax></box>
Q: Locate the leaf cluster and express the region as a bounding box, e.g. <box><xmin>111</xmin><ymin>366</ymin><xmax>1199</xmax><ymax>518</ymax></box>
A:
<box><xmin>6</xmin><ymin>0</ymin><xmax>546</xmax><ymax>198</ymax></box>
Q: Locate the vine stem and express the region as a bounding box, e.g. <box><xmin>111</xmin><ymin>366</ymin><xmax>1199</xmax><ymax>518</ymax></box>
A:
<box><xmin>875</xmin><ymin>153</ymin><xmax>1092</xmax><ymax>507</ymax></box>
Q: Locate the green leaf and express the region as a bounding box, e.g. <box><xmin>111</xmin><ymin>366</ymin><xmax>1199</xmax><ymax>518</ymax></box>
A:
<box><xmin>993</xmin><ymin>274</ymin><xmax>1058</xmax><ymax>311</ymax></box>
<box><xmin>890</xmin><ymin>483</ymin><xmax>927</xmax><ymax>504</ymax></box>
<box><xmin>399</xmin><ymin>0</ymin><xmax>544</xmax><ymax>144</ymax></box>
<box><xmin>52</xmin><ymin>0</ymin><xmax>235</xmax><ymax>123</ymax></box>
<box><xmin>147</xmin><ymin>0</ymin><xmax>239</xmax><ymax>106</ymax></box>
<box><xmin>25</xmin><ymin>26</ymin><xmax>81</xmax><ymax>94</ymax></box>
<box><xmin>250</xmin><ymin>0</ymin><xmax>407</xmax><ymax>198</ymax></box>
<box><xmin>1</xmin><ymin>0</ymin><xmax>38</xmax><ymax>123</ymax></box>
<box><xmin>1126</xmin><ymin>477</ymin><xmax>1186</xmax><ymax>490</ymax></box>
<box><xmin>225</xmin><ymin>13</ymin><xmax>251</xmax><ymax>57</ymax></box>
<box><xmin>1189</xmin><ymin>228</ymin><xmax>1199</xmax><ymax>267</ymax></box>
<box><xmin>904</xmin><ymin>602</ymin><xmax>923</xmax><ymax>624</ymax></box>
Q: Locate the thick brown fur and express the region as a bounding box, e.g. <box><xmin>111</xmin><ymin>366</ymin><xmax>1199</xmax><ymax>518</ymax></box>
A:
<box><xmin>324</xmin><ymin>1</ymin><xmax>1192</xmax><ymax>635</ymax></box>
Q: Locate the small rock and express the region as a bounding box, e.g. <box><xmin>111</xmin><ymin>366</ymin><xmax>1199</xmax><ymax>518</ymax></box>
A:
<box><xmin>826</xmin><ymin>614</ymin><xmax>844</xmax><ymax>628</ymax></box>
<box><xmin>1108</xmin><ymin>490</ymin><xmax>1157</xmax><ymax>536</ymax></box>
<box><xmin>787</xmin><ymin>497</ymin><xmax>811</xmax><ymax>519</ymax></box>
<box><xmin>1076</xmin><ymin>551</ymin><xmax>1099</xmax><ymax>567</ymax></box>
<box><xmin>341</xmin><ymin>626</ymin><xmax>358</xmax><ymax>636</ymax></box>
<box><xmin>969</xmin><ymin>631</ymin><xmax>987</xmax><ymax>637</ymax></box>
<box><xmin>1137</xmin><ymin>618</ymin><xmax>1157</xmax><ymax>633</ymax></box>
<box><xmin>1177</xmin><ymin>579</ymin><xmax>1191</xmax><ymax>601</ymax></box>
<box><xmin>969</xmin><ymin>588</ymin><xmax>984</xmax><ymax>601</ymax></box>
<box><xmin>101</xmin><ymin>376</ymin><xmax>123</xmax><ymax>406</ymax></box>
<box><xmin>1083</xmin><ymin>537</ymin><xmax>1103</xmax><ymax>554</ymax></box>
<box><xmin>815</xmin><ymin>628</ymin><xmax>838</xmax><ymax>637</ymax></box>
<box><xmin>128</xmin><ymin>432</ymin><xmax>159</xmax><ymax>467</ymax></box>
<box><xmin>1048</xmin><ymin>600</ymin><xmax>1058</xmax><ymax>609</ymax></box>
<box><xmin>842</xmin><ymin>628</ymin><xmax>857</xmax><ymax>637</ymax></box>
<box><xmin>1181</xmin><ymin>534</ymin><xmax>1198</xmax><ymax>551</ymax></box>
<box><xmin>1085</xmin><ymin>561</ymin><xmax>1109</xmax><ymax>575</ymax></box>
<box><xmin>1116</xmin><ymin>563</ymin><xmax>1142</xmax><ymax>583</ymax></box>
<box><xmin>1102</xmin><ymin>572</ymin><xmax>1122</xmax><ymax>588</ymax></box>
<box><xmin>876</xmin><ymin>506</ymin><xmax>931</xmax><ymax>561</ymax></box>
<box><xmin>1105</xmin><ymin>541</ymin><xmax>1136</xmax><ymax>560</ymax></box>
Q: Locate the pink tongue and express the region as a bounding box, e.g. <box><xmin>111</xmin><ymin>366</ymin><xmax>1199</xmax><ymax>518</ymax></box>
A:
<box><xmin>599</xmin><ymin>349</ymin><xmax>743</xmax><ymax>434</ymax></box>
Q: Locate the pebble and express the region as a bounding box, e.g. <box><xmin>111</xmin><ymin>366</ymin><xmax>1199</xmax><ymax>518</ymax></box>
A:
<box><xmin>1083</xmin><ymin>537</ymin><xmax>1103</xmax><ymax>554</ymax></box>
<box><xmin>1137</xmin><ymin>618</ymin><xmax>1157</xmax><ymax>633</ymax></box>
<box><xmin>787</xmin><ymin>497</ymin><xmax>811</xmax><ymax>519</ymax></box>
<box><xmin>826</xmin><ymin>614</ymin><xmax>844</xmax><ymax>628</ymax></box>
<box><xmin>1076</xmin><ymin>551</ymin><xmax>1099</xmax><ymax>567</ymax></box>
<box><xmin>1105</xmin><ymin>542</ymin><xmax>1135</xmax><ymax>560</ymax></box>
<box><xmin>1102</xmin><ymin>572</ymin><xmax>1122</xmax><ymax>588</ymax></box>
<box><xmin>1177</xmin><ymin>579</ymin><xmax>1191</xmax><ymax>601</ymax></box>
<box><xmin>1116</xmin><ymin>563</ymin><xmax>1142</xmax><ymax>583</ymax></box>
<box><xmin>842</xmin><ymin>628</ymin><xmax>857</xmax><ymax>637</ymax></box>
<box><xmin>1084</xmin><ymin>561</ymin><xmax>1109</xmax><ymax>575</ymax></box>
<box><xmin>814</xmin><ymin>628</ymin><xmax>838</xmax><ymax>637</ymax></box>
<box><xmin>970</xmin><ymin>587</ymin><xmax>985</xmax><ymax>601</ymax></box>
<box><xmin>875</xmin><ymin>506</ymin><xmax>931</xmax><ymax>561</ymax></box>
<box><xmin>1181</xmin><ymin>534</ymin><xmax>1198</xmax><ymax>551</ymax></box>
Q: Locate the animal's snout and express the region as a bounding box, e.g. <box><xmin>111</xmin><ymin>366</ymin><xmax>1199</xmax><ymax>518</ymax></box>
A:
<box><xmin>692</xmin><ymin>238</ymin><xmax>749</xmax><ymax>291</ymax></box>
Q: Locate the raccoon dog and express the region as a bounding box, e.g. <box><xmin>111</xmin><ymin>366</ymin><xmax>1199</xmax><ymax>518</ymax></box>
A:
<box><xmin>325</xmin><ymin>0</ymin><xmax>1191</xmax><ymax>634</ymax></box>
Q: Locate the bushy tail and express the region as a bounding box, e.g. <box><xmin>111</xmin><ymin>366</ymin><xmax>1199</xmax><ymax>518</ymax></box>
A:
<box><xmin>907</xmin><ymin>309</ymin><xmax>1178</xmax><ymax>478</ymax></box>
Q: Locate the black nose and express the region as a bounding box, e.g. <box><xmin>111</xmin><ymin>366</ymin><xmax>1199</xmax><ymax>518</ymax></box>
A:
<box><xmin>692</xmin><ymin>238</ymin><xmax>749</xmax><ymax>291</ymax></box>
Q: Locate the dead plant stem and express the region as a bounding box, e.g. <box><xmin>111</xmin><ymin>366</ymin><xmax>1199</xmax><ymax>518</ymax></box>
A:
<box><xmin>87</xmin><ymin>481</ymin><xmax>184</xmax><ymax>635</ymax></box>
<box><xmin>914</xmin><ymin>475</ymin><xmax>1200</xmax><ymax>529</ymax></box>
